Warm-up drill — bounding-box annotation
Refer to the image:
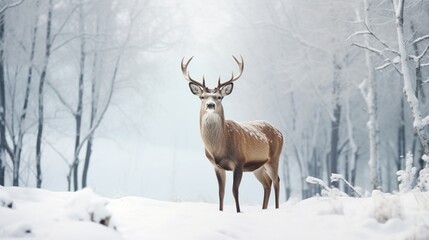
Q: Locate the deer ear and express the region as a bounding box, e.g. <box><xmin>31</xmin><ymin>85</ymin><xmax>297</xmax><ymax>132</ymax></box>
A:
<box><xmin>189</xmin><ymin>83</ymin><xmax>203</xmax><ymax>95</ymax></box>
<box><xmin>220</xmin><ymin>83</ymin><xmax>233</xmax><ymax>96</ymax></box>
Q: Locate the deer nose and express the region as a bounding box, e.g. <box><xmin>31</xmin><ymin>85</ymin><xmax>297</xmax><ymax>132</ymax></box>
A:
<box><xmin>206</xmin><ymin>102</ymin><xmax>215</xmax><ymax>109</ymax></box>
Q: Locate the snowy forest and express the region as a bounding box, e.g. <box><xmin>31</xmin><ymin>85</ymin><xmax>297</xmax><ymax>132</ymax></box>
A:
<box><xmin>1</xmin><ymin>0</ymin><xmax>429</xmax><ymax>203</ymax></box>
<box><xmin>2</xmin><ymin>0</ymin><xmax>429</xmax><ymax>239</ymax></box>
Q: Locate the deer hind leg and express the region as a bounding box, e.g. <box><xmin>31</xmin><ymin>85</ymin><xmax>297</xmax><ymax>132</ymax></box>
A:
<box><xmin>214</xmin><ymin>167</ymin><xmax>226</xmax><ymax>211</ymax></box>
<box><xmin>254</xmin><ymin>167</ymin><xmax>272</xmax><ymax>209</ymax></box>
<box><xmin>264</xmin><ymin>163</ymin><xmax>280</xmax><ymax>209</ymax></box>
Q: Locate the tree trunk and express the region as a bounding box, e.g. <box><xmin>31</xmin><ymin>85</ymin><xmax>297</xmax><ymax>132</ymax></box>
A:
<box><xmin>0</xmin><ymin>10</ymin><xmax>5</xmax><ymax>186</ymax></box>
<box><xmin>35</xmin><ymin>0</ymin><xmax>53</xmax><ymax>188</ymax></box>
<box><xmin>398</xmin><ymin>94</ymin><xmax>406</xmax><ymax>172</ymax></box>
<box><xmin>72</xmin><ymin>0</ymin><xmax>86</xmax><ymax>191</ymax></box>
<box><xmin>13</xmin><ymin>0</ymin><xmax>40</xmax><ymax>187</ymax></box>
<box><xmin>345</xmin><ymin>99</ymin><xmax>358</xmax><ymax>195</ymax></box>
<box><xmin>394</xmin><ymin>0</ymin><xmax>429</xmax><ymax>163</ymax></box>
<box><xmin>329</xmin><ymin>59</ymin><xmax>342</xmax><ymax>188</ymax></box>
<box><xmin>361</xmin><ymin>0</ymin><xmax>381</xmax><ymax>190</ymax></box>
<box><xmin>410</xmin><ymin>22</ymin><xmax>425</xmax><ymax>173</ymax></box>
<box><xmin>82</xmin><ymin>9</ymin><xmax>101</xmax><ymax>188</ymax></box>
<box><xmin>282</xmin><ymin>153</ymin><xmax>291</xmax><ymax>201</ymax></box>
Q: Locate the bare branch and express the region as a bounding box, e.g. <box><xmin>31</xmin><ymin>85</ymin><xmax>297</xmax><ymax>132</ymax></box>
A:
<box><xmin>44</xmin><ymin>139</ymin><xmax>71</xmax><ymax>167</ymax></box>
<box><xmin>346</xmin><ymin>31</ymin><xmax>371</xmax><ymax>41</ymax></box>
<box><xmin>376</xmin><ymin>62</ymin><xmax>392</xmax><ymax>70</ymax></box>
<box><xmin>352</xmin><ymin>42</ymin><xmax>382</xmax><ymax>55</ymax></box>
<box><xmin>412</xmin><ymin>35</ymin><xmax>429</xmax><ymax>45</ymax></box>
<box><xmin>74</xmin><ymin>1</ymin><xmax>137</xmax><ymax>158</ymax></box>
<box><xmin>52</xmin><ymin>33</ymin><xmax>94</xmax><ymax>53</ymax></box>
<box><xmin>363</xmin><ymin>20</ymin><xmax>400</xmax><ymax>56</ymax></box>
<box><xmin>417</xmin><ymin>43</ymin><xmax>429</xmax><ymax>60</ymax></box>
<box><xmin>51</xmin><ymin>4</ymin><xmax>79</xmax><ymax>45</ymax></box>
<box><xmin>47</xmin><ymin>81</ymin><xmax>76</xmax><ymax>115</ymax></box>
<box><xmin>352</xmin><ymin>42</ymin><xmax>402</xmax><ymax>75</ymax></box>
<box><xmin>0</xmin><ymin>0</ymin><xmax>24</xmax><ymax>13</ymax></box>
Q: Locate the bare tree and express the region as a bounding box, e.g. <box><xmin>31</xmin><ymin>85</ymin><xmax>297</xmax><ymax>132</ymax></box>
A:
<box><xmin>0</xmin><ymin>4</ymin><xmax>6</xmax><ymax>186</ymax></box>
<box><xmin>35</xmin><ymin>0</ymin><xmax>53</xmax><ymax>188</ymax></box>
<box><xmin>393</xmin><ymin>0</ymin><xmax>429</xmax><ymax>186</ymax></box>
<box><xmin>329</xmin><ymin>57</ymin><xmax>342</xmax><ymax>188</ymax></box>
<box><xmin>353</xmin><ymin>0</ymin><xmax>381</xmax><ymax>190</ymax></box>
<box><xmin>0</xmin><ymin>0</ymin><xmax>26</xmax><ymax>186</ymax></box>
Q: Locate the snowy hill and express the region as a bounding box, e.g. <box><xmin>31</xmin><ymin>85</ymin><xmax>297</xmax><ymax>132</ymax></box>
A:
<box><xmin>0</xmin><ymin>187</ymin><xmax>428</xmax><ymax>240</ymax></box>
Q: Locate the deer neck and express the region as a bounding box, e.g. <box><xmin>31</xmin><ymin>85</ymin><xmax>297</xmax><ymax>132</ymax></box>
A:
<box><xmin>200</xmin><ymin>110</ymin><xmax>227</xmax><ymax>157</ymax></box>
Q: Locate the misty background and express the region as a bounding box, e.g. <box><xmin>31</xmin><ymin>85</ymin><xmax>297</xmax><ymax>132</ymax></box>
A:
<box><xmin>1</xmin><ymin>0</ymin><xmax>429</xmax><ymax>205</ymax></box>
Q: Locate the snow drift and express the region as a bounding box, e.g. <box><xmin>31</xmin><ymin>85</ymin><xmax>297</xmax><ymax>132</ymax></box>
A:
<box><xmin>0</xmin><ymin>186</ymin><xmax>429</xmax><ymax>239</ymax></box>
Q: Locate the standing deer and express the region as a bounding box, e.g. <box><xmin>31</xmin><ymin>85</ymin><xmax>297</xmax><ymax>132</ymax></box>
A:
<box><xmin>181</xmin><ymin>56</ymin><xmax>284</xmax><ymax>212</ymax></box>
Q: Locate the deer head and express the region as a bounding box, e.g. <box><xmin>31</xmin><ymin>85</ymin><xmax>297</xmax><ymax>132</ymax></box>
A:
<box><xmin>181</xmin><ymin>56</ymin><xmax>244</xmax><ymax>115</ymax></box>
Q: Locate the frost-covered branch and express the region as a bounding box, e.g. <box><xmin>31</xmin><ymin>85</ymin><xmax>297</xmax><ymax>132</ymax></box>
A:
<box><xmin>363</xmin><ymin>20</ymin><xmax>399</xmax><ymax>56</ymax></box>
<box><xmin>411</xmin><ymin>34</ymin><xmax>429</xmax><ymax>45</ymax></box>
<box><xmin>352</xmin><ymin>42</ymin><xmax>403</xmax><ymax>75</ymax></box>
<box><xmin>330</xmin><ymin>174</ymin><xmax>362</xmax><ymax>197</ymax></box>
<box><xmin>396</xmin><ymin>152</ymin><xmax>416</xmax><ymax>192</ymax></box>
<box><xmin>346</xmin><ymin>30</ymin><xmax>371</xmax><ymax>40</ymax></box>
<box><xmin>352</xmin><ymin>42</ymin><xmax>382</xmax><ymax>55</ymax></box>
<box><xmin>409</xmin><ymin>43</ymin><xmax>429</xmax><ymax>63</ymax></box>
<box><xmin>306</xmin><ymin>176</ymin><xmax>348</xmax><ymax>197</ymax></box>
<box><xmin>306</xmin><ymin>176</ymin><xmax>330</xmax><ymax>192</ymax></box>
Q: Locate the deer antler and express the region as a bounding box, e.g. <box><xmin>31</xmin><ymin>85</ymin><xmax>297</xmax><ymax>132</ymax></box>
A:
<box><xmin>217</xmin><ymin>55</ymin><xmax>244</xmax><ymax>89</ymax></box>
<box><xmin>181</xmin><ymin>56</ymin><xmax>205</xmax><ymax>88</ymax></box>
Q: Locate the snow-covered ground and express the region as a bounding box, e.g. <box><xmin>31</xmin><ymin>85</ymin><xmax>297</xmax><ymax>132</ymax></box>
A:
<box><xmin>1</xmin><ymin>186</ymin><xmax>429</xmax><ymax>240</ymax></box>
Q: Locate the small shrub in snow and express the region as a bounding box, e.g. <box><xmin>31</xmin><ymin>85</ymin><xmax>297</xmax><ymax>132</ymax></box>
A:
<box><xmin>65</xmin><ymin>188</ymin><xmax>114</xmax><ymax>228</ymax></box>
<box><xmin>0</xmin><ymin>188</ymin><xmax>14</xmax><ymax>209</ymax></box>
<box><xmin>396</xmin><ymin>152</ymin><xmax>417</xmax><ymax>193</ymax></box>
<box><xmin>411</xmin><ymin>220</ymin><xmax>429</xmax><ymax>240</ymax></box>
<box><xmin>0</xmin><ymin>222</ymin><xmax>32</xmax><ymax>237</ymax></box>
<box><xmin>306</xmin><ymin>176</ymin><xmax>348</xmax><ymax>198</ymax></box>
<box><xmin>417</xmin><ymin>154</ymin><xmax>429</xmax><ymax>191</ymax></box>
<box><xmin>330</xmin><ymin>174</ymin><xmax>362</xmax><ymax>197</ymax></box>
<box><xmin>372</xmin><ymin>190</ymin><xmax>402</xmax><ymax>223</ymax></box>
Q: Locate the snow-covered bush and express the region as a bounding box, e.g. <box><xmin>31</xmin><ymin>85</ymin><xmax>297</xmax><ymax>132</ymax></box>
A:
<box><xmin>330</xmin><ymin>174</ymin><xmax>362</xmax><ymax>197</ymax></box>
<box><xmin>417</xmin><ymin>154</ymin><xmax>429</xmax><ymax>191</ymax></box>
<box><xmin>372</xmin><ymin>190</ymin><xmax>402</xmax><ymax>223</ymax></box>
<box><xmin>65</xmin><ymin>188</ymin><xmax>114</xmax><ymax>228</ymax></box>
<box><xmin>0</xmin><ymin>222</ymin><xmax>32</xmax><ymax>238</ymax></box>
<box><xmin>396</xmin><ymin>152</ymin><xmax>417</xmax><ymax>193</ymax></box>
<box><xmin>0</xmin><ymin>188</ymin><xmax>14</xmax><ymax>209</ymax></box>
<box><xmin>306</xmin><ymin>176</ymin><xmax>348</xmax><ymax>198</ymax></box>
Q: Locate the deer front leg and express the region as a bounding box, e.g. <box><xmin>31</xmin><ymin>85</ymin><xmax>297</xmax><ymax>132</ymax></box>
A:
<box><xmin>214</xmin><ymin>167</ymin><xmax>226</xmax><ymax>211</ymax></box>
<box><xmin>232</xmin><ymin>166</ymin><xmax>243</xmax><ymax>213</ymax></box>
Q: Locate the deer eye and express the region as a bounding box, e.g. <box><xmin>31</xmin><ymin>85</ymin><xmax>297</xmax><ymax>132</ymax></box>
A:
<box><xmin>217</xmin><ymin>96</ymin><xmax>223</xmax><ymax>100</ymax></box>
<box><xmin>200</xmin><ymin>96</ymin><xmax>205</xmax><ymax>100</ymax></box>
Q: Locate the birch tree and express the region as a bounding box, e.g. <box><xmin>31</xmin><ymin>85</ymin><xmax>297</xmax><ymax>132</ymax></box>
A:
<box><xmin>350</xmin><ymin>0</ymin><xmax>429</xmax><ymax>190</ymax></box>
<box><xmin>35</xmin><ymin>0</ymin><xmax>53</xmax><ymax>188</ymax></box>
<box><xmin>0</xmin><ymin>0</ymin><xmax>27</xmax><ymax>186</ymax></box>
<box><xmin>356</xmin><ymin>0</ymin><xmax>381</xmax><ymax>190</ymax></box>
<box><xmin>0</xmin><ymin>3</ymin><xmax>6</xmax><ymax>186</ymax></box>
<box><xmin>12</xmin><ymin>0</ymin><xmax>40</xmax><ymax>186</ymax></box>
<box><xmin>393</xmin><ymin>0</ymin><xmax>429</xmax><ymax>188</ymax></box>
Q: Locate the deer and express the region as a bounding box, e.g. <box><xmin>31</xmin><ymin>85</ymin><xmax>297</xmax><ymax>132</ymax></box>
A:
<box><xmin>181</xmin><ymin>56</ymin><xmax>284</xmax><ymax>213</ymax></box>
